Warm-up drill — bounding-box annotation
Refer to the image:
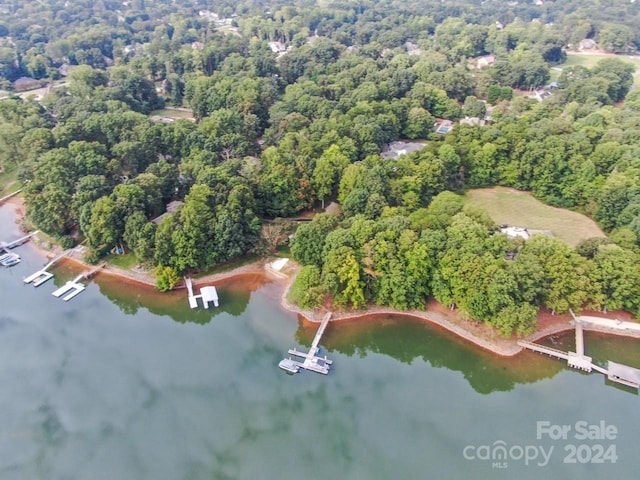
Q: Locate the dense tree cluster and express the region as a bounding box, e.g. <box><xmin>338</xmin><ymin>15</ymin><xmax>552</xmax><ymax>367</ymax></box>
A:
<box><xmin>1</xmin><ymin>0</ymin><xmax>640</xmax><ymax>326</ymax></box>
<box><xmin>290</xmin><ymin>190</ymin><xmax>640</xmax><ymax>337</ymax></box>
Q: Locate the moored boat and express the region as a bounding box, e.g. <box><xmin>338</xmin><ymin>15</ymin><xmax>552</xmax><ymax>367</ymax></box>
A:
<box><xmin>0</xmin><ymin>252</ymin><xmax>21</xmax><ymax>267</ymax></box>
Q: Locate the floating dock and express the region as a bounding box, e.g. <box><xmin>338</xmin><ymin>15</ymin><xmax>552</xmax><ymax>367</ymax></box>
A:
<box><xmin>279</xmin><ymin>312</ymin><xmax>333</xmax><ymax>375</ymax></box>
<box><xmin>51</xmin><ymin>273</ymin><xmax>86</xmax><ymax>301</ymax></box>
<box><xmin>50</xmin><ymin>263</ymin><xmax>105</xmax><ymax>301</ymax></box>
<box><xmin>518</xmin><ymin>311</ymin><xmax>640</xmax><ymax>389</ymax></box>
<box><xmin>0</xmin><ymin>231</ymin><xmax>39</xmax><ymax>268</ymax></box>
<box><xmin>23</xmin><ymin>270</ymin><xmax>54</xmax><ymax>286</ymax></box>
<box><xmin>185</xmin><ymin>277</ymin><xmax>219</xmax><ymax>309</ymax></box>
<box><xmin>24</xmin><ymin>250</ymin><xmax>71</xmax><ymax>287</ymax></box>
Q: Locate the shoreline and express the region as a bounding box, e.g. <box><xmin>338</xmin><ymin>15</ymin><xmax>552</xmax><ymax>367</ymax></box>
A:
<box><xmin>5</xmin><ymin>195</ymin><xmax>640</xmax><ymax>358</ymax></box>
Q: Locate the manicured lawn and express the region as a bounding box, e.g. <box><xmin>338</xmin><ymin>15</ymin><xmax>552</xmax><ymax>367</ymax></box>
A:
<box><xmin>551</xmin><ymin>52</ymin><xmax>640</xmax><ymax>87</ymax></box>
<box><xmin>105</xmin><ymin>252</ymin><xmax>139</xmax><ymax>269</ymax></box>
<box><xmin>149</xmin><ymin>107</ymin><xmax>195</xmax><ymax>121</ymax></box>
<box><xmin>463</xmin><ymin>187</ymin><xmax>606</xmax><ymax>246</ymax></box>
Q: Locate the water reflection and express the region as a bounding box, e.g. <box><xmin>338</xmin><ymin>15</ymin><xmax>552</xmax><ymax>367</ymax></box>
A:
<box><xmin>294</xmin><ymin>316</ymin><xmax>640</xmax><ymax>395</ymax></box>
<box><xmin>295</xmin><ymin>315</ymin><xmax>571</xmax><ymax>394</ymax></box>
<box><xmin>50</xmin><ymin>260</ymin><xmax>266</xmax><ymax>324</ymax></box>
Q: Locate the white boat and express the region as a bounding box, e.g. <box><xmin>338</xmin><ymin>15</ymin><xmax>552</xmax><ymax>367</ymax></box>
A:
<box><xmin>278</xmin><ymin>358</ymin><xmax>301</xmax><ymax>374</ymax></box>
<box><xmin>0</xmin><ymin>252</ymin><xmax>20</xmax><ymax>267</ymax></box>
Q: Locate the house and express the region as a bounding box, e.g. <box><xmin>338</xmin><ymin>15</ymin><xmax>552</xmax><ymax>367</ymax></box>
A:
<box><xmin>13</xmin><ymin>77</ymin><xmax>40</xmax><ymax>91</ymax></box>
<box><xmin>151</xmin><ymin>201</ymin><xmax>184</xmax><ymax>224</ymax></box>
<box><xmin>501</xmin><ymin>226</ymin><xmax>530</xmax><ymax>240</ymax></box>
<box><xmin>579</xmin><ymin>39</ymin><xmax>598</xmax><ymax>50</ymax></box>
<box><xmin>268</xmin><ymin>41</ymin><xmax>287</xmax><ymax>54</ymax></box>
<box><xmin>459</xmin><ymin>116</ymin><xmax>486</xmax><ymax>127</ymax></box>
<box><xmin>476</xmin><ymin>54</ymin><xmax>496</xmax><ymax>69</ymax></box>
<box><xmin>534</xmin><ymin>89</ymin><xmax>553</xmax><ymax>102</ymax></box>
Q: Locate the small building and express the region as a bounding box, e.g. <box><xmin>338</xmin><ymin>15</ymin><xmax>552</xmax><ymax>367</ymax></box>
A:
<box><xmin>475</xmin><ymin>54</ymin><xmax>496</xmax><ymax>69</ymax></box>
<box><xmin>501</xmin><ymin>226</ymin><xmax>530</xmax><ymax>240</ymax></box>
<box><xmin>268</xmin><ymin>41</ymin><xmax>287</xmax><ymax>54</ymax></box>
<box><xmin>579</xmin><ymin>38</ymin><xmax>598</xmax><ymax>50</ymax></box>
<box><xmin>534</xmin><ymin>89</ymin><xmax>553</xmax><ymax>102</ymax></box>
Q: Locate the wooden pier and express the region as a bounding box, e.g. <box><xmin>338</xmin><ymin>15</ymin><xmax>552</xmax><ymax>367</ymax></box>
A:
<box><xmin>518</xmin><ymin>312</ymin><xmax>636</xmax><ymax>387</ymax></box>
<box><xmin>279</xmin><ymin>312</ymin><xmax>333</xmax><ymax>375</ymax></box>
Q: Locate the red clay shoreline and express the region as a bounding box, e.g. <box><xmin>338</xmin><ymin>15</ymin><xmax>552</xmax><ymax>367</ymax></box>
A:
<box><xmin>6</xmin><ymin>195</ymin><xmax>640</xmax><ymax>358</ymax></box>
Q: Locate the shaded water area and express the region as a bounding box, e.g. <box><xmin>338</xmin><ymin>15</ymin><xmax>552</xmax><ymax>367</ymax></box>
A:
<box><xmin>1</xmin><ymin>202</ymin><xmax>640</xmax><ymax>479</ymax></box>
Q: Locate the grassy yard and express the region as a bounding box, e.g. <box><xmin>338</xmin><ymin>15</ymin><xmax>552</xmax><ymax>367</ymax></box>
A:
<box><xmin>105</xmin><ymin>252</ymin><xmax>139</xmax><ymax>269</ymax></box>
<box><xmin>463</xmin><ymin>187</ymin><xmax>606</xmax><ymax>246</ymax></box>
<box><xmin>551</xmin><ymin>52</ymin><xmax>640</xmax><ymax>87</ymax></box>
<box><xmin>149</xmin><ymin>107</ymin><xmax>195</xmax><ymax>121</ymax></box>
<box><xmin>194</xmin><ymin>253</ymin><xmax>260</xmax><ymax>279</ymax></box>
<box><xmin>0</xmin><ymin>167</ymin><xmax>20</xmax><ymax>195</ymax></box>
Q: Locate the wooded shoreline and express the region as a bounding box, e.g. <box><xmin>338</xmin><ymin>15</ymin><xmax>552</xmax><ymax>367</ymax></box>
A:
<box><xmin>5</xmin><ymin>195</ymin><xmax>640</xmax><ymax>359</ymax></box>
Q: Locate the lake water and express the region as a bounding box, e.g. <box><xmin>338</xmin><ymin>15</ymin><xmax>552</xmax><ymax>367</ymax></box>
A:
<box><xmin>1</xmin><ymin>202</ymin><xmax>639</xmax><ymax>480</ymax></box>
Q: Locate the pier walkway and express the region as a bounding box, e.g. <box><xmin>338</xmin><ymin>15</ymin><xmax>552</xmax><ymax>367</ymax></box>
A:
<box><xmin>0</xmin><ymin>231</ymin><xmax>39</xmax><ymax>253</ymax></box>
<box><xmin>280</xmin><ymin>312</ymin><xmax>333</xmax><ymax>375</ymax></box>
<box><xmin>24</xmin><ymin>250</ymin><xmax>72</xmax><ymax>287</ymax></box>
<box><xmin>518</xmin><ymin>312</ymin><xmax>638</xmax><ymax>387</ymax></box>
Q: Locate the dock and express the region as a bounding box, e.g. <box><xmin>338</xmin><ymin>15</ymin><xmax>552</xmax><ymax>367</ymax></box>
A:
<box><xmin>185</xmin><ymin>277</ymin><xmax>219</xmax><ymax>309</ymax></box>
<box><xmin>51</xmin><ymin>273</ymin><xmax>86</xmax><ymax>301</ymax></box>
<box><xmin>24</xmin><ymin>250</ymin><xmax>71</xmax><ymax>287</ymax></box>
<box><xmin>1</xmin><ymin>230</ymin><xmax>39</xmax><ymax>253</ymax></box>
<box><xmin>50</xmin><ymin>263</ymin><xmax>105</xmax><ymax>301</ymax></box>
<box><xmin>279</xmin><ymin>312</ymin><xmax>333</xmax><ymax>375</ymax></box>
<box><xmin>0</xmin><ymin>188</ymin><xmax>22</xmax><ymax>206</ymax></box>
<box><xmin>518</xmin><ymin>311</ymin><xmax>639</xmax><ymax>388</ymax></box>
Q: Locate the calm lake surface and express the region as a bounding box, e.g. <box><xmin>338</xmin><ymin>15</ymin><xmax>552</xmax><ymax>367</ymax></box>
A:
<box><xmin>1</xmin><ymin>202</ymin><xmax>639</xmax><ymax>480</ymax></box>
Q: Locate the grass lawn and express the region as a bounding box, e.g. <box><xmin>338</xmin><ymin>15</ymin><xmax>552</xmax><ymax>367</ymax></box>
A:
<box><xmin>0</xmin><ymin>167</ymin><xmax>19</xmax><ymax>194</ymax></box>
<box><xmin>551</xmin><ymin>52</ymin><xmax>640</xmax><ymax>87</ymax></box>
<box><xmin>149</xmin><ymin>107</ymin><xmax>195</xmax><ymax>121</ymax></box>
<box><xmin>194</xmin><ymin>253</ymin><xmax>260</xmax><ymax>279</ymax></box>
<box><xmin>463</xmin><ymin>187</ymin><xmax>606</xmax><ymax>246</ymax></box>
<box><xmin>105</xmin><ymin>252</ymin><xmax>139</xmax><ymax>269</ymax></box>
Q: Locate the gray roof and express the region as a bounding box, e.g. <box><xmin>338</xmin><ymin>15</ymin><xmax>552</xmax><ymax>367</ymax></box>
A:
<box><xmin>608</xmin><ymin>361</ymin><xmax>640</xmax><ymax>385</ymax></box>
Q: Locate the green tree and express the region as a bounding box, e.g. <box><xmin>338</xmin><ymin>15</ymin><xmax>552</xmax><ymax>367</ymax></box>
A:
<box><xmin>156</xmin><ymin>266</ymin><xmax>180</xmax><ymax>292</ymax></box>
<box><xmin>312</xmin><ymin>145</ymin><xmax>350</xmax><ymax>208</ymax></box>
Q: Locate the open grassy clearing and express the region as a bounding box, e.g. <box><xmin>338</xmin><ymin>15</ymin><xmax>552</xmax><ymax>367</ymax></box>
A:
<box><xmin>551</xmin><ymin>52</ymin><xmax>640</xmax><ymax>87</ymax></box>
<box><xmin>149</xmin><ymin>107</ymin><xmax>195</xmax><ymax>121</ymax></box>
<box><xmin>105</xmin><ymin>252</ymin><xmax>139</xmax><ymax>269</ymax></box>
<box><xmin>0</xmin><ymin>168</ymin><xmax>19</xmax><ymax>194</ymax></box>
<box><xmin>463</xmin><ymin>187</ymin><xmax>606</xmax><ymax>246</ymax></box>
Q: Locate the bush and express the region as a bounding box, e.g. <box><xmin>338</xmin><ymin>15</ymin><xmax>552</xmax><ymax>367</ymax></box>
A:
<box><xmin>58</xmin><ymin>235</ymin><xmax>76</xmax><ymax>249</ymax></box>
<box><xmin>84</xmin><ymin>249</ymin><xmax>101</xmax><ymax>264</ymax></box>
<box><xmin>156</xmin><ymin>265</ymin><xmax>181</xmax><ymax>292</ymax></box>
